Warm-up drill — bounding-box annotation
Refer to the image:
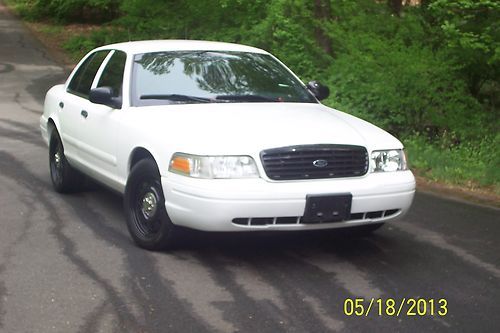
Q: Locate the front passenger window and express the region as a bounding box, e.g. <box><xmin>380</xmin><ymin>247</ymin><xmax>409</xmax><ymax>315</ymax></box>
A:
<box><xmin>97</xmin><ymin>51</ymin><xmax>127</xmax><ymax>98</ymax></box>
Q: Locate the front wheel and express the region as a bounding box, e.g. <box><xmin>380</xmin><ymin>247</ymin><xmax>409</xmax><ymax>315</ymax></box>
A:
<box><xmin>124</xmin><ymin>159</ymin><xmax>178</xmax><ymax>250</ymax></box>
<box><xmin>49</xmin><ymin>130</ymin><xmax>82</xmax><ymax>193</ymax></box>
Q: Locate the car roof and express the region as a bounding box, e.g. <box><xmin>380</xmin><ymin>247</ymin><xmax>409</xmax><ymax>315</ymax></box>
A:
<box><xmin>96</xmin><ymin>40</ymin><xmax>269</xmax><ymax>55</ymax></box>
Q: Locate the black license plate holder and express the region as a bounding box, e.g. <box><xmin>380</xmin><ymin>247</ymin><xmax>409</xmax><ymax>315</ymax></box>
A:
<box><xmin>302</xmin><ymin>193</ymin><xmax>352</xmax><ymax>223</ymax></box>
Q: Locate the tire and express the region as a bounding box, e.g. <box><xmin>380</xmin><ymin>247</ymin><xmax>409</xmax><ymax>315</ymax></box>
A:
<box><xmin>124</xmin><ymin>159</ymin><xmax>178</xmax><ymax>250</ymax></box>
<box><xmin>49</xmin><ymin>130</ymin><xmax>82</xmax><ymax>193</ymax></box>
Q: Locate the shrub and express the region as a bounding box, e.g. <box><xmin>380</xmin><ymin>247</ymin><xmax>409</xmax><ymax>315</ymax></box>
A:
<box><xmin>404</xmin><ymin>133</ymin><xmax>500</xmax><ymax>192</ymax></box>
<box><xmin>9</xmin><ymin>0</ymin><xmax>121</xmax><ymax>22</ymax></box>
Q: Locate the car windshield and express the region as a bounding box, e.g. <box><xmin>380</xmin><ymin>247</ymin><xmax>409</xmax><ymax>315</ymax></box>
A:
<box><xmin>131</xmin><ymin>51</ymin><xmax>317</xmax><ymax>106</ymax></box>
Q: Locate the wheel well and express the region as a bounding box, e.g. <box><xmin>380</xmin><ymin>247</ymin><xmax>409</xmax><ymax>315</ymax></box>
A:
<box><xmin>47</xmin><ymin>118</ymin><xmax>59</xmax><ymax>147</ymax></box>
<box><xmin>129</xmin><ymin>148</ymin><xmax>155</xmax><ymax>172</ymax></box>
<box><xmin>47</xmin><ymin>118</ymin><xmax>56</xmax><ymax>138</ymax></box>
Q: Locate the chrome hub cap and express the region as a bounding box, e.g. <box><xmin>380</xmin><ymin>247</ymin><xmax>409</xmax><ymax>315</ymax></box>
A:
<box><xmin>54</xmin><ymin>151</ymin><xmax>62</xmax><ymax>169</ymax></box>
<box><xmin>141</xmin><ymin>192</ymin><xmax>157</xmax><ymax>219</ymax></box>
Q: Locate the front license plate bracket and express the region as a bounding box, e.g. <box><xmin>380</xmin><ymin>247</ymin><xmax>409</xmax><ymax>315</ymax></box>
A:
<box><xmin>302</xmin><ymin>193</ymin><xmax>352</xmax><ymax>223</ymax></box>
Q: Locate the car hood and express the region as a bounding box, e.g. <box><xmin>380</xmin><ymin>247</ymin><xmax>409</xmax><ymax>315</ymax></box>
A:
<box><xmin>124</xmin><ymin>102</ymin><xmax>403</xmax><ymax>155</ymax></box>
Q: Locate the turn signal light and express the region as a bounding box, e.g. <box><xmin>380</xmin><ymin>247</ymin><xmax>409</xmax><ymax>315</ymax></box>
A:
<box><xmin>170</xmin><ymin>156</ymin><xmax>191</xmax><ymax>174</ymax></box>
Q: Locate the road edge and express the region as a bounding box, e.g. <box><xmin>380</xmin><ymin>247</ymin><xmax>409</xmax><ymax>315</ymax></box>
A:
<box><xmin>416</xmin><ymin>176</ymin><xmax>499</xmax><ymax>209</ymax></box>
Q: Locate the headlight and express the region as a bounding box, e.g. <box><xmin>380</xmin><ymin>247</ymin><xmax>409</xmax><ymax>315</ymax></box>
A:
<box><xmin>370</xmin><ymin>149</ymin><xmax>407</xmax><ymax>172</ymax></box>
<box><xmin>169</xmin><ymin>153</ymin><xmax>259</xmax><ymax>178</ymax></box>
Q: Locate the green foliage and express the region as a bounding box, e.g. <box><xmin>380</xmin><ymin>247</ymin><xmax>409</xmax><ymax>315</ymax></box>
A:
<box><xmin>63</xmin><ymin>27</ymin><xmax>128</xmax><ymax>59</ymax></box>
<box><xmin>8</xmin><ymin>0</ymin><xmax>121</xmax><ymax>22</ymax></box>
<box><xmin>4</xmin><ymin>0</ymin><xmax>31</xmax><ymax>18</ymax></box>
<box><xmin>118</xmin><ymin>0</ymin><xmax>268</xmax><ymax>40</ymax></box>
<box><xmin>428</xmin><ymin>0</ymin><xmax>500</xmax><ymax>97</ymax></box>
<box><xmin>405</xmin><ymin>134</ymin><xmax>500</xmax><ymax>193</ymax></box>
<box><xmin>311</xmin><ymin>2</ymin><xmax>488</xmax><ymax>141</ymax></box>
<box><xmin>325</xmin><ymin>39</ymin><xmax>485</xmax><ymax>138</ymax></box>
<box><xmin>241</xmin><ymin>1</ymin><xmax>332</xmax><ymax>78</ymax></box>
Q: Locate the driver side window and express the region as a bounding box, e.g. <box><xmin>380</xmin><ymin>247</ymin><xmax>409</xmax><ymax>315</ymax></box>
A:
<box><xmin>67</xmin><ymin>50</ymin><xmax>110</xmax><ymax>98</ymax></box>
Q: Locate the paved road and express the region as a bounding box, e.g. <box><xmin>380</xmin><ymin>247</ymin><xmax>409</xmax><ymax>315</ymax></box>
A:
<box><xmin>1</xmin><ymin>3</ymin><xmax>499</xmax><ymax>332</ymax></box>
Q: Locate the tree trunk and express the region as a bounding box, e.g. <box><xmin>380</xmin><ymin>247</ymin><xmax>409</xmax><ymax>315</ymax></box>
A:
<box><xmin>388</xmin><ymin>0</ymin><xmax>403</xmax><ymax>16</ymax></box>
<box><xmin>313</xmin><ymin>0</ymin><xmax>333</xmax><ymax>55</ymax></box>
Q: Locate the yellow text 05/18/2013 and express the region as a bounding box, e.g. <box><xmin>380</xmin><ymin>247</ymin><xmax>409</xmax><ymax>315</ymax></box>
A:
<box><xmin>343</xmin><ymin>298</ymin><xmax>448</xmax><ymax>317</ymax></box>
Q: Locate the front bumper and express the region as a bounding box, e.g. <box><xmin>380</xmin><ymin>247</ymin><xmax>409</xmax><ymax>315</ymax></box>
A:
<box><xmin>161</xmin><ymin>170</ymin><xmax>415</xmax><ymax>232</ymax></box>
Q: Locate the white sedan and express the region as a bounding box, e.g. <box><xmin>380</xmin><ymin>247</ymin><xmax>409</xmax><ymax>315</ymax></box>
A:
<box><xmin>40</xmin><ymin>40</ymin><xmax>415</xmax><ymax>250</ymax></box>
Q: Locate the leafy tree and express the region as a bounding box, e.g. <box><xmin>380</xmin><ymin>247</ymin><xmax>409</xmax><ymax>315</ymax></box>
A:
<box><xmin>428</xmin><ymin>0</ymin><xmax>500</xmax><ymax>97</ymax></box>
<box><xmin>15</xmin><ymin>0</ymin><xmax>121</xmax><ymax>22</ymax></box>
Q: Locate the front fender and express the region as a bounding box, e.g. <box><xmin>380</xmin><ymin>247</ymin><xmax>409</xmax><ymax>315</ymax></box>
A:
<box><xmin>40</xmin><ymin>84</ymin><xmax>65</xmax><ymax>146</ymax></box>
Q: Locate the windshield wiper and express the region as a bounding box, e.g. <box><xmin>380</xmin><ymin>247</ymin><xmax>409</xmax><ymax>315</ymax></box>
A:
<box><xmin>140</xmin><ymin>94</ymin><xmax>212</xmax><ymax>103</ymax></box>
<box><xmin>216</xmin><ymin>94</ymin><xmax>275</xmax><ymax>102</ymax></box>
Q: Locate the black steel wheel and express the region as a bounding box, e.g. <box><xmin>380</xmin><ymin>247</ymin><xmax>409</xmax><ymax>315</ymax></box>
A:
<box><xmin>124</xmin><ymin>159</ymin><xmax>177</xmax><ymax>250</ymax></box>
<box><xmin>49</xmin><ymin>130</ymin><xmax>82</xmax><ymax>193</ymax></box>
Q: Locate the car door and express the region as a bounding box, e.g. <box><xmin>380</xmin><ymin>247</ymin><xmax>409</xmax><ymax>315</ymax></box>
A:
<box><xmin>60</xmin><ymin>50</ymin><xmax>110</xmax><ymax>166</ymax></box>
<box><xmin>77</xmin><ymin>50</ymin><xmax>127</xmax><ymax>189</ymax></box>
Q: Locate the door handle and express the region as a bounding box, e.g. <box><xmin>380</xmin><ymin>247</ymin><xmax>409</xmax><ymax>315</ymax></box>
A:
<box><xmin>59</xmin><ymin>101</ymin><xmax>64</xmax><ymax>109</ymax></box>
<box><xmin>81</xmin><ymin>110</ymin><xmax>88</xmax><ymax>119</ymax></box>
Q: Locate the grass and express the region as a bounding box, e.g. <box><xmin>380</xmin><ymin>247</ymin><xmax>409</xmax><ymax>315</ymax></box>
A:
<box><xmin>38</xmin><ymin>24</ymin><xmax>64</xmax><ymax>34</ymax></box>
<box><xmin>404</xmin><ymin>135</ymin><xmax>500</xmax><ymax>194</ymax></box>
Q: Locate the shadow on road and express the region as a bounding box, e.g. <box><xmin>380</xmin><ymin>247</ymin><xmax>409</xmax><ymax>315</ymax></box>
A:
<box><xmin>78</xmin><ymin>177</ymin><xmax>393</xmax><ymax>257</ymax></box>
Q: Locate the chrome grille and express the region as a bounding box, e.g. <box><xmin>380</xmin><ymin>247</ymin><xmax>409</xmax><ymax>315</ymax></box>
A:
<box><xmin>260</xmin><ymin>145</ymin><xmax>369</xmax><ymax>180</ymax></box>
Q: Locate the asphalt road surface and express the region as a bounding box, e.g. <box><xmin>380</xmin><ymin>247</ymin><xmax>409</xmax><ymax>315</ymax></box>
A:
<box><xmin>1</xmin><ymin>3</ymin><xmax>499</xmax><ymax>332</ymax></box>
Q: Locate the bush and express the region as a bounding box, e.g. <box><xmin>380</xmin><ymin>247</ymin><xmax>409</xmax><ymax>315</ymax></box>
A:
<box><xmin>8</xmin><ymin>0</ymin><xmax>121</xmax><ymax>22</ymax></box>
<box><xmin>63</xmin><ymin>27</ymin><xmax>128</xmax><ymax>59</ymax></box>
<box><xmin>427</xmin><ymin>0</ymin><xmax>500</xmax><ymax>98</ymax></box>
<box><xmin>324</xmin><ymin>40</ymin><xmax>484</xmax><ymax>139</ymax></box>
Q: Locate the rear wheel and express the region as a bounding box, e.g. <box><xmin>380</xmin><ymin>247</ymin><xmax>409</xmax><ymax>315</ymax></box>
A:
<box><xmin>124</xmin><ymin>159</ymin><xmax>178</xmax><ymax>250</ymax></box>
<box><xmin>49</xmin><ymin>130</ymin><xmax>82</xmax><ymax>193</ymax></box>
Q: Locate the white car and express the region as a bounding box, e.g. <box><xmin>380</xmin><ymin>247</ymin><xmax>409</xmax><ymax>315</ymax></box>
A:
<box><xmin>40</xmin><ymin>40</ymin><xmax>415</xmax><ymax>250</ymax></box>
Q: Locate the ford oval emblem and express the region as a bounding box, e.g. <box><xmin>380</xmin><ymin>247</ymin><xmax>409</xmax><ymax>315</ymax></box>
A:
<box><xmin>313</xmin><ymin>159</ymin><xmax>328</xmax><ymax>168</ymax></box>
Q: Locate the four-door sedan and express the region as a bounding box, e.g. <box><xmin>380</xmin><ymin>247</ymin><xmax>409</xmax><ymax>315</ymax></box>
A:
<box><xmin>40</xmin><ymin>40</ymin><xmax>415</xmax><ymax>250</ymax></box>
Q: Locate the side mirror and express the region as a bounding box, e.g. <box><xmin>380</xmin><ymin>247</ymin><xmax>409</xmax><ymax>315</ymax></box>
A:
<box><xmin>307</xmin><ymin>81</ymin><xmax>330</xmax><ymax>101</ymax></box>
<box><xmin>89</xmin><ymin>87</ymin><xmax>122</xmax><ymax>109</ymax></box>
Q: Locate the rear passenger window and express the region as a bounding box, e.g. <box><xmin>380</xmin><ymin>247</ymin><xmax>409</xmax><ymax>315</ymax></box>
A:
<box><xmin>68</xmin><ymin>50</ymin><xmax>109</xmax><ymax>98</ymax></box>
<box><xmin>97</xmin><ymin>51</ymin><xmax>127</xmax><ymax>97</ymax></box>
